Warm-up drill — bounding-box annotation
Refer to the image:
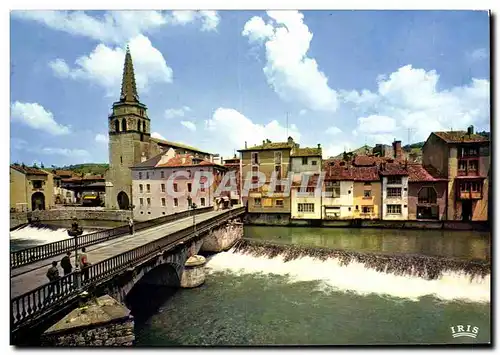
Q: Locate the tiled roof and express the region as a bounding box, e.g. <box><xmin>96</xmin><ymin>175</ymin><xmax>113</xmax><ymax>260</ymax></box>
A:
<box><xmin>134</xmin><ymin>153</ymin><xmax>227</xmax><ymax>170</ymax></box>
<box><xmin>53</xmin><ymin>169</ymin><xmax>74</xmax><ymax>177</ymax></box>
<box><xmin>238</xmin><ymin>140</ymin><xmax>294</xmax><ymax>152</ymax></box>
<box><xmin>352</xmin><ymin>166</ymin><xmax>380</xmax><ymax>181</ymax></box>
<box><xmin>433</xmin><ymin>131</ymin><xmax>489</xmax><ymax>144</ymax></box>
<box><xmin>150</xmin><ymin>137</ymin><xmax>211</xmax><ymax>155</ymax></box>
<box><xmin>291</xmin><ymin>173</ymin><xmax>321</xmax><ymax>187</ymax></box>
<box><xmin>10</xmin><ymin>165</ymin><xmax>47</xmax><ymax>176</ymax></box>
<box><xmin>324</xmin><ymin>166</ymin><xmax>354</xmax><ymax>181</ymax></box>
<box><xmin>291</xmin><ymin>147</ymin><xmax>322</xmax><ymax>157</ymax></box>
<box><xmin>407</xmin><ymin>164</ymin><xmax>447</xmax><ymax>182</ymax></box>
<box><xmin>133</xmin><ymin>153</ymin><xmax>164</xmax><ymax>169</ymax></box>
<box><xmin>379</xmin><ymin>163</ymin><xmax>409</xmax><ymax>176</ymax></box>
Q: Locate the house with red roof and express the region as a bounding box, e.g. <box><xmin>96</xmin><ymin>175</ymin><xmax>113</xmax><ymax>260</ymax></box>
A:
<box><xmin>422</xmin><ymin>125</ymin><xmax>490</xmax><ymax>221</ymax></box>
<box><xmin>130</xmin><ymin>150</ymin><xmax>227</xmax><ymax>220</ymax></box>
<box><xmin>407</xmin><ymin>164</ymin><xmax>448</xmax><ymax>220</ymax></box>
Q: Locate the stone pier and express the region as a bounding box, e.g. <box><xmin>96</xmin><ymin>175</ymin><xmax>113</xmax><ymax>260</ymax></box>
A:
<box><xmin>201</xmin><ymin>221</ymin><xmax>243</xmax><ymax>252</ymax></box>
<box><xmin>42</xmin><ymin>295</ymin><xmax>134</xmax><ymax>346</ymax></box>
<box><xmin>180</xmin><ymin>255</ymin><xmax>207</xmax><ymax>288</ymax></box>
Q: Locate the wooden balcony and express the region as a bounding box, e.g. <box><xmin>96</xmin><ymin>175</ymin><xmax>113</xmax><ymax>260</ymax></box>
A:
<box><xmin>457</xmin><ymin>169</ymin><xmax>479</xmax><ymax>177</ymax></box>
<box><xmin>457</xmin><ymin>191</ymin><xmax>482</xmax><ymax>200</ymax></box>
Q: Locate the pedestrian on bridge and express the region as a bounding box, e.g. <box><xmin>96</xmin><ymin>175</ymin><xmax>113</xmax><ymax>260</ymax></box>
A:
<box><xmin>129</xmin><ymin>217</ymin><xmax>134</xmax><ymax>235</ymax></box>
<box><xmin>79</xmin><ymin>247</ymin><xmax>91</xmax><ymax>281</ymax></box>
<box><xmin>61</xmin><ymin>251</ymin><xmax>72</xmax><ymax>276</ymax></box>
<box><xmin>46</xmin><ymin>261</ymin><xmax>61</xmax><ymax>296</ymax></box>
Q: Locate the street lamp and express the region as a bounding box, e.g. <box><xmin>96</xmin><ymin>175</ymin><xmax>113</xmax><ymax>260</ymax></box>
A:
<box><xmin>191</xmin><ymin>202</ymin><xmax>197</xmax><ymax>234</ymax></box>
<box><xmin>67</xmin><ymin>217</ymin><xmax>83</xmax><ymax>271</ymax></box>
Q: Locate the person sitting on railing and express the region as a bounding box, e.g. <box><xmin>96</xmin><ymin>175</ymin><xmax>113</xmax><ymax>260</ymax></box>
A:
<box><xmin>46</xmin><ymin>261</ymin><xmax>61</xmax><ymax>296</ymax></box>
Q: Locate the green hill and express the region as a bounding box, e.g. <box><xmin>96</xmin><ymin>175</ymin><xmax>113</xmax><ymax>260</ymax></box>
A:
<box><xmin>58</xmin><ymin>163</ymin><xmax>109</xmax><ymax>176</ymax></box>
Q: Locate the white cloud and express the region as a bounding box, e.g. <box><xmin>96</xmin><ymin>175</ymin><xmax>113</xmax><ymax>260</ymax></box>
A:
<box><xmin>181</xmin><ymin>121</ymin><xmax>197</xmax><ymax>131</ymax></box>
<box><xmin>13</xmin><ymin>10</ymin><xmax>219</xmax><ymax>44</ymax></box>
<box><xmin>49</xmin><ymin>35</ymin><xmax>172</xmax><ymax>96</ymax></box>
<box><xmin>95</xmin><ymin>133</ymin><xmax>109</xmax><ymax>143</ymax></box>
<box><xmin>299</xmin><ymin>109</ymin><xmax>307</xmax><ymax>116</ymax></box>
<box><xmin>242</xmin><ymin>11</ymin><xmax>338</xmax><ymax>112</ymax></box>
<box><xmin>11</xmin><ymin>101</ymin><xmax>70</xmax><ymax>135</ymax></box>
<box><xmin>323</xmin><ymin>141</ymin><xmax>354</xmax><ymax>158</ymax></box>
<box><xmin>151</xmin><ymin>132</ymin><xmax>166</xmax><ymax>140</ymax></box>
<box><xmin>325</xmin><ymin>126</ymin><xmax>342</xmax><ymax>135</ymax></box>
<box><xmin>205</xmin><ymin>108</ymin><xmax>301</xmax><ymax>152</ymax></box>
<box><xmin>468</xmin><ymin>48</ymin><xmax>488</xmax><ymax>61</ymax></box>
<box><xmin>342</xmin><ymin>65</ymin><xmax>490</xmax><ymax>143</ymax></box>
<box><xmin>165</xmin><ymin>106</ymin><xmax>191</xmax><ymax>119</ymax></box>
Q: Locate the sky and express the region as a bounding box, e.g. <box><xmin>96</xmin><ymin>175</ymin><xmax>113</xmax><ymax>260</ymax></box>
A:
<box><xmin>9</xmin><ymin>10</ymin><xmax>490</xmax><ymax>167</ymax></box>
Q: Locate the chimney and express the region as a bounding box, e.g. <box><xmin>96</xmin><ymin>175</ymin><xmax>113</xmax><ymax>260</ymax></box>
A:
<box><xmin>317</xmin><ymin>143</ymin><xmax>321</xmax><ymax>149</ymax></box>
<box><xmin>181</xmin><ymin>156</ymin><xmax>186</xmax><ymax>164</ymax></box>
<box><xmin>287</xmin><ymin>136</ymin><xmax>294</xmax><ymax>145</ymax></box>
<box><xmin>245</xmin><ymin>141</ymin><xmax>247</xmax><ymax>149</ymax></box>
<box><xmin>262</xmin><ymin>140</ymin><xmax>266</xmax><ymax>146</ymax></box>
<box><xmin>141</xmin><ymin>152</ymin><xmax>147</xmax><ymax>163</ymax></box>
<box><xmin>467</xmin><ymin>125</ymin><xmax>474</xmax><ymax>136</ymax></box>
<box><xmin>392</xmin><ymin>140</ymin><xmax>402</xmax><ymax>160</ymax></box>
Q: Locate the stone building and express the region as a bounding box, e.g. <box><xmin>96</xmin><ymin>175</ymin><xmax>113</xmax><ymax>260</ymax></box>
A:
<box><xmin>406</xmin><ymin>164</ymin><xmax>448</xmax><ymax>220</ymax></box>
<box><xmin>105</xmin><ymin>46</ymin><xmax>212</xmax><ymax>210</ymax></box>
<box><xmin>130</xmin><ymin>151</ymin><xmax>227</xmax><ymax>221</ymax></box>
<box><xmin>10</xmin><ymin>164</ymin><xmax>55</xmax><ymax>212</ymax></box>
<box><xmin>422</xmin><ymin>126</ymin><xmax>490</xmax><ymax>221</ymax></box>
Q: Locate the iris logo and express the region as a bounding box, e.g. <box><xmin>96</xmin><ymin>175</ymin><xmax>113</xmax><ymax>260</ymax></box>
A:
<box><xmin>450</xmin><ymin>325</ymin><xmax>479</xmax><ymax>338</ymax></box>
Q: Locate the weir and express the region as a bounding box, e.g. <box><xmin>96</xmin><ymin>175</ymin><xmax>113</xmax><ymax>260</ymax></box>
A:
<box><xmin>232</xmin><ymin>239</ymin><xmax>490</xmax><ymax>281</ymax></box>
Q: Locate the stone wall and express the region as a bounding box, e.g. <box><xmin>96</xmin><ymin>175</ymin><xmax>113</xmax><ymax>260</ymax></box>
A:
<box><xmin>244</xmin><ymin>213</ymin><xmax>291</xmax><ymax>226</ymax></box>
<box><xmin>201</xmin><ymin>222</ymin><xmax>243</xmax><ymax>252</ymax></box>
<box><xmin>42</xmin><ymin>295</ymin><xmax>134</xmax><ymax>346</ymax></box>
<box><xmin>11</xmin><ymin>209</ymin><xmax>130</xmax><ymax>226</ymax></box>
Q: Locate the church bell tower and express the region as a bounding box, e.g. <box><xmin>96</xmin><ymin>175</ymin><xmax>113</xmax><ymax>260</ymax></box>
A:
<box><xmin>105</xmin><ymin>46</ymin><xmax>152</xmax><ymax>210</ymax></box>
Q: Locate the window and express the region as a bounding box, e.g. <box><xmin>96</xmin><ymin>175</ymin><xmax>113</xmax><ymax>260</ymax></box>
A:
<box><xmin>251</xmin><ymin>152</ymin><xmax>259</xmax><ymax>165</ymax></box>
<box><xmin>275</xmin><ymin>199</ymin><xmax>284</xmax><ymax>207</ymax></box>
<box><xmin>120</xmin><ymin>156</ymin><xmax>123</xmax><ymax>164</ymax></box>
<box><xmin>306</xmin><ymin>186</ymin><xmax>315</xmax><ymax>193</ymax></box>
<box><xmin>161</xmin><ymin>184</ymin><xmax>165</xmax><ymax>192</ymax></box>
<box><xmin>174</xmin><ymin>198</ymin><xmax>178</xmax><ymax>207</ymax></box>
<box><xmin>252</xmin><ymin>166</ymin><xmax>259</xmax><ymax>184</ymax></box>
<box><xmin>121</xmin><ymin>118</ymin><xmax>127</xmax><ymax>131</ymax></box>
<box><xmin>161</xmin><ymin>171</ymin><xmax>165</xmax><ymax>179</ymax></box>
<box><xmin>298</xmin><ymin>203</ymin><xmax>314</xmax><ymax>213</ymax></box>
<box><xmin>387</xmin><ymin>188</ymin><xmax>401</xmax><ymax>198</ymax></box>
<box><xmin>275</xmin><ymin>184</ymin><xmax>284</xmax><ymax>193</ymax></box>
<box><xmin>364</xmin><ymin>182</ymin><xmax>371</xmax><ymax>186</ymax></box>
<box><xmin>302</xmin><ymin>157</ymin><xmax>308</xmax><ymax>165</ymax></box>
<box><xmin>387</xmin><ymin>176</ymin><xmax>402</xmax><ymax>184</ymax></box>
<box><xmin>161</xmin><ymin>198</ymin><xmax>166</xmax><ymax>206</ymax></box>
<box><xmin>311</xmin><ymin>160</ymin><xmax>317</xmax><ymax>166</ymax></box>
<box><xmin>364</xmin><ymin>190</ymin><xmax>371</xmax><ymax>198</ymax></box>
<box><xmin>139</xmin><ymin>172</ymin><xmax>142</xmax><ymax>179</ymax></box>
<box><xmin>146</xmin><ymin>184</ymin><xmax>151</xmax><ymax>193</ymax></box>
<box><xmin>274</xmin><ymin>151</ymin><xmax>282</xmax><ymax>164</ymax></box>
<box><xmin>254</xmin><ymin>198</ymin><xmax>262</xmax><ymax>206</ymax></box>
<box><xmin>387</xmin><ymin>204</ymin><xmax>402</xmax><ymax>214</ymax></box>
<box><xmin>469</xmin><ymin>160</ymin><xmax>478</xmax><ymax>171</ymax></box>
<box><xmin>325</xmin><ymin>181</ymin><xmax>341</xmax><ymax>198</ymax></box>
<box><xmin>139</xmin><ymin>198</ymin><xmax>144</xmax><ymax>206</ymax></box>
<box><xmin>275</xmin><ymin>165</ymin><xmax>282</xmax><ymax>180</ymax></box>
<box><xmin>201</xmin><ymin>198</ymin><xmax>206</xmax><ymax>206</ymax></box>
<box><xmin>146</xmin><ymin>172</ymin><xmax>150</xmax><ymax>179</ymax></box>
<box><xmin>143</xmin><ymin>121</ymin><xmax>146</xmax><ymax>132</ymax></box>
<box><xmin>471</xmin><ymin>182</ymin><xmax>480</xmax><ymax>192</ymax></box>
<box><xmin>362</xmin><ymin>206</ymin><xmax>373</xmax><ymax>213</ymax></box>
<box><xmin>458</xmin><ymin>160</ymin><xmax>467</xmax><ymax>170</ymax></box>
<box><xmin>187</xmin><ymin>183</ymin><xmax>192</xmax><ymax>192</ymax></box>
<box><xmin>32</xmin><ymin>180</ymin><xmax>42</xmax><ymax>189</ymax></box>
<box><xmin>418</xmin><ymin>187</ymin><xmax>437</xmax><ymax>204</ymax></box>
<box><xmin>139</xmin><ymin>184</ymin><xmax>143</xmax><ymax>193</ymax></box>
<box><xmin>147</xmin><ymin>198</ymin><xmax>151</xmax><ymax>207</ymax></box>
<box><xmin>114</xmin><ymin>120</ymin><xmax>119</xmax><ymax>132</ymax></box>
<box><xmin>173</xmin><ymin>183</ymin><xmax>178</xmax><ymax>192</ymax></box>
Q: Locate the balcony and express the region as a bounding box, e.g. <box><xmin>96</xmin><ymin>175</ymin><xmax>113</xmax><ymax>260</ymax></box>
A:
<box><xmin>457</xmin><ymin>168</ymin><xmax>479</xmax><ymax>177</ymax></box>
<box><xmin>458</xmin><ymin>191</ymin><xmax>482</xmax><ymax>200</ymax></box>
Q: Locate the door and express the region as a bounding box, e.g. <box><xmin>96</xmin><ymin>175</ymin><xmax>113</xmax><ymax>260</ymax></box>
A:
<box><xmin>461</xmin><ymin>200</ymin><xmax>473</xmax><ymax>221</ymax></box>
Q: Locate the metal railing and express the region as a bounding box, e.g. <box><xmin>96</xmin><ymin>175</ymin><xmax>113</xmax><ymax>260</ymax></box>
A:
<box><xmin>10</xmin><ymin>206</ymin><xmax>214</xmax><ymax>269</ymax></box>
<box><xmin>11</xmin><ymin>207</ymin><xmax>244</xmax><ymax>330</ymax></box>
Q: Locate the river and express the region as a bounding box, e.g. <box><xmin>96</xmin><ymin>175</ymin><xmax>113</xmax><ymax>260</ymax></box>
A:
<box><xmin>10</xmin><ymin>225</ymin><xmax>491</xmax><ymax>345</ymax></box>
<box><xmin>132</xmin><ymin>226</ymin><xmax>491</xmax><ymax>345</ymax></box>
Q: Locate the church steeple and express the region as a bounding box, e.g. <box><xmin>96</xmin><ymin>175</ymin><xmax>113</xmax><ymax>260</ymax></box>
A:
<box><xmin>120</xmin><ymin>45</ymin><xmax>139</xmax><ymax>103</ymax></box>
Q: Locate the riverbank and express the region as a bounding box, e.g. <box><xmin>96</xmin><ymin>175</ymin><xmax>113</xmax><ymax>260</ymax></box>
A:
<box><xmin>244</xmin><ymin>213</ymin><xmax>490</xmax><ymax>231</ymax></box>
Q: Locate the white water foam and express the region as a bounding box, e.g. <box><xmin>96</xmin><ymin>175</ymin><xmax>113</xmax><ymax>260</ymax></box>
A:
<box><xmin>10</xmin><ymin>226</ymin><xmax>93</xmax><ymax>245</ymax></box>
<box><xmin>206</xmin><ymin>250</ymin><xmax>490</xmax><ymax>304</ymax></box>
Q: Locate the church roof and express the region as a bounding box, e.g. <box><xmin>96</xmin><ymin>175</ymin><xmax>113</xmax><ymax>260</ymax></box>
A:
<box><xmin>119</xmin><ymin>46</ymin><xmax>139</xmax><ymax>103</ymax></box>
<box><xmin>150</xmin><ymin>137</ymin><xmax>212</xmax><ymax>155</ymax></box>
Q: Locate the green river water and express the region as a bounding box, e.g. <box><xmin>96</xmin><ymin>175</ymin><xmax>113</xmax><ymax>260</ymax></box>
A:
<box><xmin>10</xmin><ymin>225</ymin><xmax>491</xmax><ymax>345</ymax></box>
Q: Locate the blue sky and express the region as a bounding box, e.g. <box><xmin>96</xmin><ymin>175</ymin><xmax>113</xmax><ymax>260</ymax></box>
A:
<box><xmin>10</xmin><ymin>10</ymin><xmax>490</xmax><ymax>166</ymax></box>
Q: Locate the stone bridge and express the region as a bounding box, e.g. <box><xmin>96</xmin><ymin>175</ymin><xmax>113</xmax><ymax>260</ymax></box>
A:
<box><xmin>11</xmin><ymin>206</ymin><xmax>245</xmax><ymax>345</ymax></box>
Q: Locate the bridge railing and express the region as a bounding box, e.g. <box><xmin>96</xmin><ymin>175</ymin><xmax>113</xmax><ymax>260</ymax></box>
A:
<box><xmin>10</xmin><ymin>206</ymin><xmax>214</xmax><ymax>269</ymax></box>
<box><xmin>11</xmin><ymin>207</ymin><xmax>245</xmax><ymax>329</ymax></box>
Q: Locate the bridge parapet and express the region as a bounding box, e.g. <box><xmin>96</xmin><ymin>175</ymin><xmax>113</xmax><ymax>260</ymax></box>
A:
<box><xmin>11</xmin><ymin>206</ymin><xmax>245</xmax><ymax>336</ymax></box>
<box><xmin>11</xmin><ymin>206</ymin><xmax>214</xmax><ymax>269</ymax></box>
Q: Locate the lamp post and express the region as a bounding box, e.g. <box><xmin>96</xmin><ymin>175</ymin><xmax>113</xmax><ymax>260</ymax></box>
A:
<box><xmin>191</xmin><ymin>202</ymin><xmax>197</xmax><ymax>234</ymax></box>
<box><xmin>67</xmin><ymin>217</ymin><xmax>83</xmax><ymax>272</ymax></box>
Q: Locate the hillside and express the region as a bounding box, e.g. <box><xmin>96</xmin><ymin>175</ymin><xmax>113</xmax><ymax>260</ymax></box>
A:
<box><xmin>58</xmin><ymin>163</ymin><xmax>109</xmax><ymax>176</ymax></box>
